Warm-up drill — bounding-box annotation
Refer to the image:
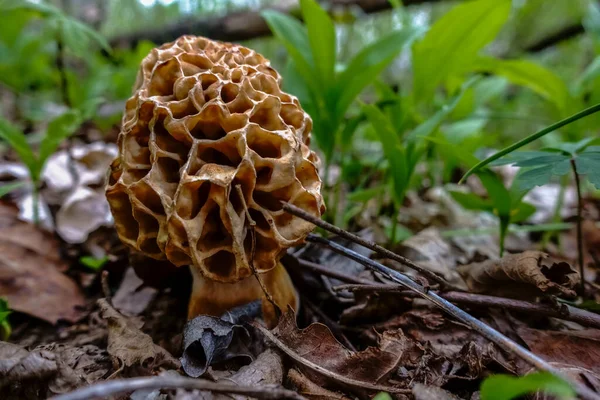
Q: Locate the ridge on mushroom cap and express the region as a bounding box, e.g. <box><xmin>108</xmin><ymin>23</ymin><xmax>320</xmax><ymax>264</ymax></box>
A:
<box><xmin>106</xmin><ymin>35</ymin><xmax>325</xmax><ymax>283</ymax></box>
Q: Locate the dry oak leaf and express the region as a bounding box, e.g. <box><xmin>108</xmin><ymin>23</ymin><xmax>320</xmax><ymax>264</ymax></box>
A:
<box><xmin>516</xmin><ymin>327</ymin><xmax>600</xmax><ymax>375</ymax></box>
<box><xmin>457</xmin><ymin>250</ymin><xmax>578</xmax><ymax>299</ymax></box>
<box><xmin>0</xmin><ymin>202</ymin><xmax>85</xmax><ymax>324</ymax></box>
<box><xmin>271</xmin><ymin>310</ymin><xmax>418</xmax><ymax>390</ymax></box>
<box><xmin>98</xmin><ymin>298</ymin><xmax>180</xmax><ymax>370</ymax></box>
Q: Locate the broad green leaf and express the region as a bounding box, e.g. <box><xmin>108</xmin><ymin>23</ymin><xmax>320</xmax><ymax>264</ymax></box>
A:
<box><xmin>335</xmin><ymin>28</ymin><xmax>421</xmax><ymax>121</ymax></box>
<box><xmin>478</xmin><ymin>169</ymin><xmax>511</xmax><ymax>215</ymax></box>
<box><xmin>362</xmin><ymin>104</ymin><xmax>408</xmax><ymax>205</ymax></box>
<box><xmin>408</xmin><ymin>76</ymin><xmax>480</xmax><ymax>141</ymax></box>
<box><xmin>0</xmin><ymin>181</ymin><xmax>26</xmax><ymax>197</ymax></box>
<box><xmin>544</xmin><ymin>137</ymin><xmax>600</xmax><ymax>155</ymax></box>
<box><xmin>513</xmin><ymin>154</ymin><xmax>569</xmax><ymax>167</ymax></box>
<box><xmin>480</xmin><ymin>372</ymin><xmax>575</xmax><ymax>400</ymax></box>
<box><xmin>449</xmin><ymin>191</ymin><xmax>494</xmax><ymax>211</ymax></box>
<box><xmin>373</xmin><ymin>393</ymin><xmax>393</xmax><ymax>400</ymax></box>
<box><xmin>347</xmin><ymin>186</ymin><xmax>385</xmax><ymax>202</ymax></box>
<box><xmin>424</xmin><ymin>136</ymin><xmax>480</xmax><ymax>168</ymax></box>
<box><xmin>0</xmin><ymin>116</ymin><xmax>37</xmax><ymax>176</ymax></box>
<box><xmin>261</xmin><ymin>10</ymin><xmax>317</xmax><ymax>95</ymax></box>
<box><xmin>300</xmin><ymin>0</ymin><xmax>336</xmax><ymax>85</ymax></box>
<box><xmin>514</xmin><ymin>166</ymin><xmax>555</xmax><ymax>191</ymax></box>
<box><xmin>576</xmin><ymin>154</ymin><xmax>600</xmax><ymax>189</ymax></box>
<box><xmin>510</xmin><ymin>202</ymin><xmax>537</xmax><ymax>223</ymax></box>
<box><xmin>460</xmin><ymin>103</ymin><xmax>600</xmax><ymax>182</ymax></box>
<box><xmin>573</xmin><ymin>55</ymin><xmax>600</xmax><ymax>95</ymax></box>
<box><xmin>476</xmin><ymin>57</ymin><xmax>571</xmax><ymax>114</ymax></box>
<box><xmin>412</xmin><ymin>0</ymin><xmax>511</xmax><ymax>104</ymax></box>
<box><xmin>37</xmin><ymin>111</ymin><xmax>81</xmax><ymax>179</ymax></box>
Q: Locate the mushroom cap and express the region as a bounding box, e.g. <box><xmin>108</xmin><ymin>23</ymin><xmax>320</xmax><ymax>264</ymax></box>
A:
<box><xmin>106</xmin><ymin>35</ymin><xmax>325</xmax><ymax>283</ymax></box>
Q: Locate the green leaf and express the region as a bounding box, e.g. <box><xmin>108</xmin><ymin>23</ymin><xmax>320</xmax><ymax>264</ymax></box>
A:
<box><xmin>0</xmin><ymin>116</ymin><xmax>37</xmax><ymax>177</ymax></box>
<box><xmin>573</xmin><ymin>55</ymin><xmax>600</xmax><ymax>95</ymax></box>
<box><xmin>37</xmin><ymin>111</ymin><xmax>81</xmax><ymax>179</ymax></box>
<box><xmin>476</xmin><ymin>57</ymin><xmax>571</xmax><ymax>114</ymax></box>
<box><xmin>408</xmin><ymin>76</ymin><xmax>480</xmax><ymax>141</ymax></box>
<box><xmin>412</xmin><ymin>0</ymin><xmax>511</xmax><ymax>104</ymax></box>
<box><xmin>0</xmin><ymin>181</ymin><xmax>26</xmax><ymax>197</ymax></box>
<box><xmin>0</xmin><ymin>298</ymin><xmax>11</xmax><ymax>340</ymax></box>
<box><xmin>79</xmin><ymin>255</ymin><xmax>108</xmax><ymax>271</ymax></box>
<box><xmin>424</xmin><ymin>135</ymin><xmax>480</xmax><ymax>168</ymax></box>
<box><xmin>480</xmin><ymin>372</ymin><xmax>575</xmax><ymax>400</ymax></box>
<box><xmin>300</xmin><ymin>0</ymin><xmax>336</xmax><ymax>85</ymax></box>
<box><xmin>335</xmin><ymin>27</ymin><xmax>421</xmax><ymax>121</ymax></box>
<box><xmin>576</xmin><ymin>154</ymin><xmax>600</xmax><ymax>189</ymax></box>
<box><xmin>478</xmin><ymin>169</ymin><xmax>511</xmax><ymax>215</ymax></box>
<box><xmin>460</xmin><ymin>103</ymin><xmax>600</xmax><ymax>183</ymax></box>
<box><xmin>510</xmin><ymin>202</ymin><xmax>537</xmax><ymax>223</ymax></box>
<box><xmin>362</xmin><ymin>104</ymin><xmax>408</xmax><ymax>205</ymax></box>
<box><xmin>513</xmin><ymin>154</ymin><xmax>569</xmax><ymax>167</ymax></box>
<box><xmin>449</xmin><ymin>191</ymin><xmax>494</xmax><ymax>211</ymax></box>
<box><xmin>347</xmin><ymin>186</ymin><xmax>385</xmax><ymax>203</ymax></box>
<box><xmin>373</xmin><ymin>393</ymin><xmax>393</xmax><ymax>400</ymax></box>
<box><xmin>514</xmin><ymin>166</ymin><xmax>555</xmax><ymax>191</ymax></box>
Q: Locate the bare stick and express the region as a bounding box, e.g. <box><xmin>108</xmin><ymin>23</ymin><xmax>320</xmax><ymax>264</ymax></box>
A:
<box><xmin>237</xmin><ymin>185</ymin><xmax>277</xmax><ymax>312</ymax></box>
<box><xmin>49</xmin><ymin>376</ymin><xmax>304</xmax><ymax>400</ymax></box>
<box><xmin>334</xmin><ymin>284</ymin><xmax>600</xmax><ymax>329</ymax></box>
<box><xmin>306</xmin><ymin>234</ymin><xmax>600</xmax><ymax>400</ymax></box>
<box><xmin>283</xmin><ymin>202</ymin><xmax>455</xmax><ymax>289</ymax></box>
<box><xmin>253</xmin><ymin>323</ymin><xmax>410</xmax><ymax>394</ymax></box>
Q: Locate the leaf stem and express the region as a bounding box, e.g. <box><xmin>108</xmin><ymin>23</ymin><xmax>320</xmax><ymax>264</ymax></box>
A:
<box><xmin>571</xmin><ymin>159</ymin><xmax>585</xmax><ymax>297</ymax></box>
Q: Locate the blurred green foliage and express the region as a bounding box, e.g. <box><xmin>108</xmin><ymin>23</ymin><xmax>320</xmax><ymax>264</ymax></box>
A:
<box><xmin>0</xmin><ymin>0</ymin><xmax>599</xmax><ymax>251</ymax></box>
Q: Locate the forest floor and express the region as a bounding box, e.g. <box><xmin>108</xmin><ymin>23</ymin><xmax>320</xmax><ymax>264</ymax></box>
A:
<box><xmin>2</xmin><ymin>127</ymin><xmax>600</xmax><ymax>400</ymax></box>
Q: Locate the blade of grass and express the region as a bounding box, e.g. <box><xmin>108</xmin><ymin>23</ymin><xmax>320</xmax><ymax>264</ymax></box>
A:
<box><xmin>460</xmin><ymin>102</ymin><xmax>600</xmax><ymax>183</ymax></box>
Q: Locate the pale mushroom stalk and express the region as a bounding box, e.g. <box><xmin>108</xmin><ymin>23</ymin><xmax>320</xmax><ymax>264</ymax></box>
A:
<box><xmin>106</xmin><ymin>36</ymin><xmax>325</xmax><ymax>327</ymax></box>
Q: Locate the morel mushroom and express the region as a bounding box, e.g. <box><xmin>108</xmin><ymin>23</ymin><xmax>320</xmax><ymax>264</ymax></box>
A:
<box><xmin>106</xmin><ymin>36</ymin><xmax>325</xmax><ymax>326</ymax></box>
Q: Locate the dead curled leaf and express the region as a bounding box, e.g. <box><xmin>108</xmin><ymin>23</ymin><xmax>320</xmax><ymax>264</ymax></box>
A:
<box><xmin>180</xmin><ymin>300</ymin><xmax>262</xmax><ymax>378</ymax></box>
<box><xmin>264</xmin><ymin>310</ymin><xmax>419</xmax><ymax>393</ymax></box>
<box><xmin>457</xmin><ymin>250</ymin><xmax>579</xmax><ymax>299</ymax></box>
<box><xmin>0</xmin><ymin>202</ymin><xmax>85</xmax><ymax>324</ymax></box>
<box><xmin>98</xmin><ymin>298</ymin><xmax>180</xmax><ymax>371</ymax></box>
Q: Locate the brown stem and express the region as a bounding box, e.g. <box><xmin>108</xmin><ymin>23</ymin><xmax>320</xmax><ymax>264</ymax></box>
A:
<box><xmin>571</xmin><ymin>159</ymin><xmax>585</xmax><ymax>297</ymax></box>
<box><xmin>283</xmin><ymin>202</ymin><xmax>456</xmax><ymax>289</ymax></box>
<box><xmin>49</xmin><ymin>376</ymin><xmax>305</xmax><ymax>400</ymax></box>
<box><xmin>333</xmin><ymin>283</ymin><xmax>600</xmax><ymax>329</ymax></box>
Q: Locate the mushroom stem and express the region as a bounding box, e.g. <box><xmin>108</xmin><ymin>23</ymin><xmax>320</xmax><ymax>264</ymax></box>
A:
<box><xmin>188</xmin><ymin>261</ymin><xmax>298</xmax><ymax>327</ymax></box>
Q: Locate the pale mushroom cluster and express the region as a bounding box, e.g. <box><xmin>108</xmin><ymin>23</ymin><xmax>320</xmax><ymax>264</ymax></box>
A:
<box><xmin>106</xmin><ymin>35</ymin><xmax>324</xmax><ymax>322</ymax></box>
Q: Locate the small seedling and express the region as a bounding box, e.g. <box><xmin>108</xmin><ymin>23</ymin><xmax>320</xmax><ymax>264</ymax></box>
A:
<box><xmin>0</xmin><ymin>298</ymin><xmax>12</xmax><ymax>340</ymax></box>
<box><xmin>79</xmin><ymin>255</ymin><xmax>109</xmax><ymax>272</ymax></box>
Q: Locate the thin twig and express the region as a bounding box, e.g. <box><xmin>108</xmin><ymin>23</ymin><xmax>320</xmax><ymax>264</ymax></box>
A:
<box><xmin>571</xmin><ymin>159</ymin><xmax>585</xmax><ymax>297</ymax></box>
<box><xmin>253</xmin><ymin>322</ymin><xmax>410</xmax><ymax>394</ymax></box>
<box><xmin>305</xmin><ymin>234</ymin><xmax>600</xmax><ymax>400</ymax></box>
<box><xmin>49</xmin><ymin>376</ymin><xmax>305</xmax><ymax>400</ymax></box>
<box><xmin>333</xmin><ymin>284</ymin><xmax>600</xmax><ymax>329</ymax></box>
<box><xmin>283</xmin><ymin>202</ymin><xmax>456</xmax><ymax>289</ymax></box>
<box><xmin>237</xmin><ymin>185</ymin><xmax>277</xmax><ymax>312</ymax></box>
<box><xmin>101</xmin><ymin>270</ymin><xmax>111</xmax><ymax>304</ymax></box>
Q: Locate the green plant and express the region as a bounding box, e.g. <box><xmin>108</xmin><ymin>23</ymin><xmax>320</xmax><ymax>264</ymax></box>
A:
<box><xmin>79</xmin><ymin>255</ymin><xmax>109</xmax><ymax>271</ymax></box>
<box><xmin>480</xmin><ymin>372</ymin><xmax>575</xmax><ymax>400</ymax></box>
<box><xmin>0</xmin><ymin>111</ymin><xmax>82</xmax><ymax>221</ymax></box>
<box><xmin>262</xmin><ymin>0</ymin><xmax>420</xmax><ymax>198</ymax></box>
<box><xmin>0</xmin><ymin>298</ymin><xmax>12</xmax><ymax>340</ymax></box>
<box><xmin>489</xmin><ymin>137</ymin><xmax>600</xmax><ymax>293</ymax></box>
<box><xmin>428</xmin><ymin>136</ymin><xmax>535</xmax><ymax>256</ymax></box>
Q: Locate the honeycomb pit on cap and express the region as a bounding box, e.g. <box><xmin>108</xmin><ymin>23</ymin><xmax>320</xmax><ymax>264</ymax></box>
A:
<box><xmin>106</xmin><ymin>35</ymin><xmax>325</xmax><ymax>326</ymax></box>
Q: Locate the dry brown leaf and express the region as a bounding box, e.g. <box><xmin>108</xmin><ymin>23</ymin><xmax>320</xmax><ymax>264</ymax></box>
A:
<box><xmin>98</xmin><ymin>298</ymin><xmax>180</xmax><ymax>371</ymax></box>
<box><xmin>457</xmin><ymin>250</ymin><xmax>579</xmax><ymax>299</ymax></box>
<box><xmin>517</xmin><ymin>327</ymin><xmax>600</xmax><ymax>374</ymax></box>
<box><xmin>0</xmin><ymin>203</ymin><xmax>85</xmax><ymax>324</ymax></box>
<box><xmin>0</xmin><ymin>341</ymin><xmax>110</xmax><ymax>399</ymax></box>
<box><xmin>288</xmin><ymin>369</ymin><xmax>351</xmax><ymax>400</ymax></box>
<box><xmin>270</xmin><ymin>310</ymin><xmax>420</xmax><ymax>392</ymax></box>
